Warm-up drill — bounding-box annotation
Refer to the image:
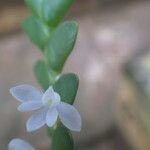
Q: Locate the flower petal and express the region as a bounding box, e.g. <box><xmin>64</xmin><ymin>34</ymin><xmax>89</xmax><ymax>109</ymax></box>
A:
<box><xmin>42</xmin><ymin>86</ymin><xmax>60</xmax><ymax>106</ymax></box>
<box><xmin>8</xmin><ymin>138</ymin><xmax>35</xmax><ymax>150</ymax></box>
<box><xmin>26</xmin><ymin>108</ymin><xmax>48</xmax><ymax>132</ymax></box>
<box><xmin>42</xmin><ymin>86</ymin><xmax>54</xmax><ymax>101</ymax></box>
<box><xmin>54</xmin><ymin>92</ymin><xmax>61</xmax><ymax>102</ymax></box>
<box><xmin>18</xmin><ymin>101</ymin><xmax>43</xmax><ymax>112</ymax></box>
<box><xmin>46</xmin><ymin>108</ymin><xmax>58</xmax><ymax>127</ymax></box>
<box><xmin>10</xmin><ymin>84</ymin><xmax>43</xmax><ymax>102</ymax></box>
<box><xmin>57</xmin><ymin>102</ymin><xmax>82</xmax><ymax>132</ymax></box>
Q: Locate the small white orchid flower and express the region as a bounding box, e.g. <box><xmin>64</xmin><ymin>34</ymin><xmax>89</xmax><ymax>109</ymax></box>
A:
<box><xmin>10</xmin><ymin>85</ymin><xmax>81</xmax><ymax>132</ymax></box>
<box><xmin>8</xmin><ymin>138</ymin><xmax>35</xmax><ymax>150</ymax></box>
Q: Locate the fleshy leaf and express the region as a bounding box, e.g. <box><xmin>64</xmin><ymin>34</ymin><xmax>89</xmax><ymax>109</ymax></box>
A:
<box><xmin>34</xmin><ymin>60</ymin><xmax>57</xmax><ymax>90</ymax></box>
<box><xmin>42</xmin><ymin>0</ymin><xmax>74</xmax><ymax>26</ymax></box>
<box><xmin>52</xmin><ymin>125</ymin><xmax>74</xmax><ymax>150</ymax></box>
<box><xmin>45</xmin><ymin>21</ymin><xmax>78</xmax><ymax>72</ymax></box>
<box><xmin>53</xmin><ymin>73</ymin><xmax>79</xmax><ymax>105</ymax></box>
<box><xmin>22</xmin><ymin>16</ymin><xmax>50</xmax><ymax>51</ymax></box>
<box><xmin>25</xmin><ymin>0</ymin><xmax>43</xmax><ymax>18</ymax></box>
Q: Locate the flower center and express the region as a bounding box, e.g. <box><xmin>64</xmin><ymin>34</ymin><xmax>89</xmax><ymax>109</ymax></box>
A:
<box><xmin>46</xmin><ymin>98</ymin><xmax>53</xmax><ymax>105</ymax></box>
<box><xmin>42</xmin><ymin>97</ymin><xmax>53</xmax><ymax>106</ymax></box>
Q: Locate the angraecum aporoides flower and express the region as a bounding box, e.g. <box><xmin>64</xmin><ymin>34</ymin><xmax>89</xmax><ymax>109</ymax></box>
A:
<box><xmin>8</xmin><ymin>138</ymin><xmax>35</xmax><ymax>150</ymax></box>
<box><xmin>10</xmin><ymin>84</ymin><xmax>82</xmax><ymax>132</ymax></box>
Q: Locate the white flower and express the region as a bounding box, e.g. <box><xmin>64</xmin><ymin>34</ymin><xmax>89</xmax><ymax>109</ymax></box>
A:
<box><xmin>8</xmin><ymin>138</ymin><xmax>35</xmax><ymax>150</ymax></box>
<box><xmin>10</xmin><ymin>85</ymin><xmax>82</xmax><ymax>132</ymax></box>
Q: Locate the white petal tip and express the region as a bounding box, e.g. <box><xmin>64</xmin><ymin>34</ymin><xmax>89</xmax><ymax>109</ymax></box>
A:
<box><xmin>9</xmin><ymin>88</ymin><xmax>16</xmax><ymax>97</ymax></box>
<box><xmin>8</xmin><ymin>138</ymin><xmax>35</xmax><ymax>150</ymax></box>
<box><xmin>70</xmin><ymin>125</ymin><xmax>82</xmax><ymax>132</ymax></box>
<box><xmin>26</xmin><ymin>126</ymin><xmax>35</xmax><ymax>132</ymax></box>
<box><xmin>75</xmin><ymin>127</ymin><xmax>81</xmax><ymax>132</ymax></box>
<box><xmin>26</xmin><ymin>123</ymin><xmax>37</xmax><ymax>132</ymax></box>
<box><xmin>17</xmin><ymin>106</ymin><xmax>23</xmax><ymax>112</ymax></box>
<box><xmin>9</xmin><ymin>88</ymin><xmax>13</xmax><ymax>94</ymax></box>
<box><xmin>26</xmin><ymin>123</ymin><xmax>35</xmax><ymax>132</ymax></box>
<box><xmin>27</xmin><ymin>129</ymin><xmax>32</xmax><ymax>132</ymax></box>
<box><xmin>26</xmin><ymin>125</ymin><xmax>43</xmax><ymax>132</ymax></box>
<box><xmin>17</xmin><ymin>105</ymin><xmax>26</xmax><ymax>112</ymax></box>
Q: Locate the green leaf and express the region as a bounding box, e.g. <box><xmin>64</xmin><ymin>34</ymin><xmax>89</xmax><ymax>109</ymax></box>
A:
<box><xmin>34</xmin><ymin>60</ymin><xmax>50</xmax><ymax>90</ymax></box>
<box><xmin>25</xmin><ymin>0</ymin><xmax>43</xmax><ymax>18</ymax></box>
<box><xmin>22</xmin><ymin>16</ymin><xmax>50</xmax><ymax>51</ymax></box>
<box><xmin>34</xmin><ymin>60</ymin><xmax>57</xmax><ymax>90</ymax></box>
<box><xmin>42</xmin><ymin>0</ymin><xmax>74</xmax><ymax>26</ymax></box>
<box><xmin>52</xmin><ymin>125</ymin><xmax>74</xmax><ymax>150</ymax></box>
<box><xmin>45</xmin><ymin>21</ymin><xmax>78</xmax><ymax>72</ymax></box>
<box><xmin>53</xmin><ymin>73</ymin><xmax>79</xmax><ymax>105</ymax></box>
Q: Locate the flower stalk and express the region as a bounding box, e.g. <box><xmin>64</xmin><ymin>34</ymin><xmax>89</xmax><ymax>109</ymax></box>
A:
<box><xmin>9</xmin><ymin>0</ymin><xmax>81</xmax><ymax>150</ymax></box>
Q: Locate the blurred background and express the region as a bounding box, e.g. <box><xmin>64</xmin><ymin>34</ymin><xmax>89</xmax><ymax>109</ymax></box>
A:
<box><xmin>0</xmin><ymin>0</ymin><xmax>150</xmax><ymax>149</ymax></box>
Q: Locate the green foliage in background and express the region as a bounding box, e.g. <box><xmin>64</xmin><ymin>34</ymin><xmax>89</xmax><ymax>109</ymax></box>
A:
<box><xmin>22</xmin><ymin>0</ymin><xmax>79</xmax><ymax>149</ymax></box>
